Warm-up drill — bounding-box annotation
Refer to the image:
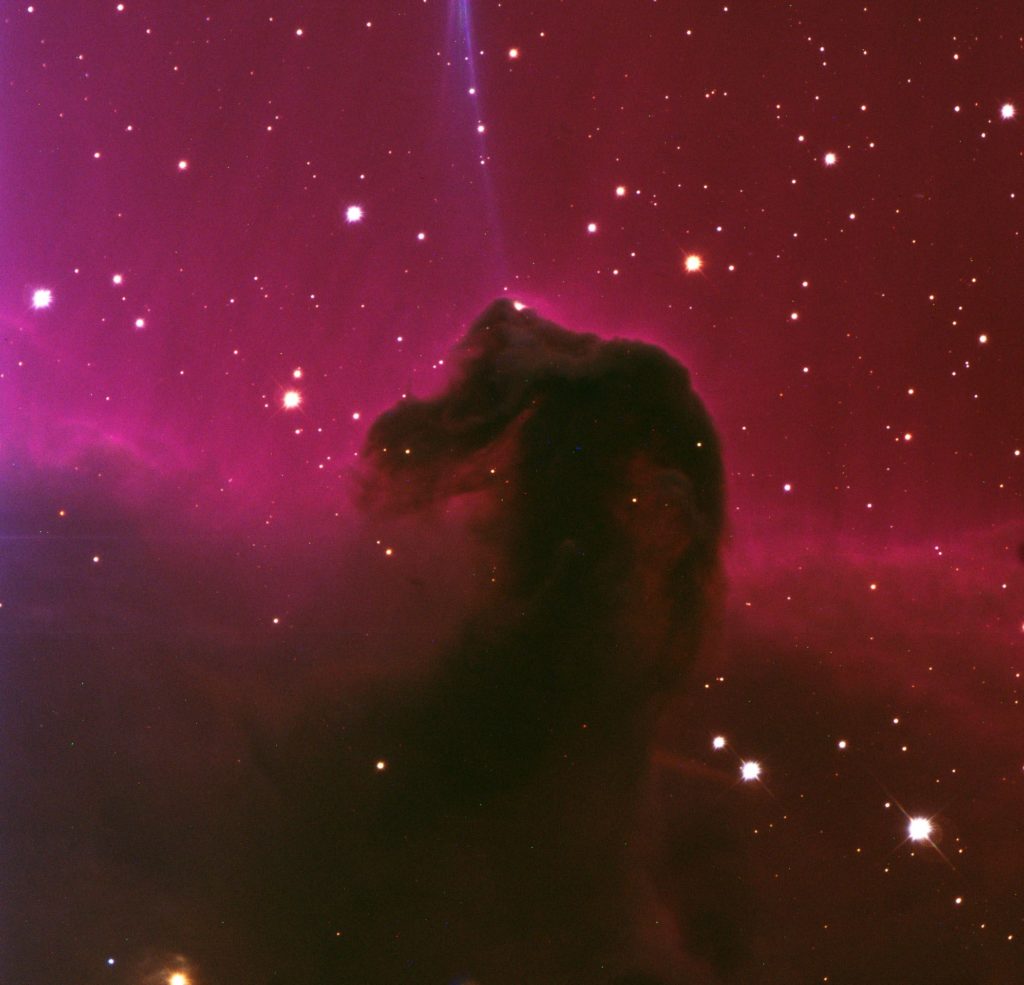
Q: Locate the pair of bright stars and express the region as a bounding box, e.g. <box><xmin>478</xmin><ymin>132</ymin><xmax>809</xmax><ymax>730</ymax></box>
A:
<box><xmin>105</xmin><ymin>962</ymin><xmax>187</xmax><ymax>985</ymax></box>
<box><xmin>713</xmin><ymin>734</ymin><xmax>934</xmax><ymax>843</ymax></box>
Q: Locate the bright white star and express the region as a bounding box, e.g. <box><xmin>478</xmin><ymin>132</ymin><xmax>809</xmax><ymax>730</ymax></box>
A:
<box><xmin>345</xmin><ymin>204</ymin><xmax>364</xmax><ymax>223</ymax></box>
<box><xmin>908</xmin><ymin>816</ymin><xmax>933</xmax><ymax>841</ymax></box>
<box><xmin>282</xmin><ymin>389</ymin><xmax>302</xmax><ymax>409</ymax></box>
<box><xmin>31</xmin><ymin>288</ymin><xmax>53</xmax><ymax>309</ymax></box>
<box><xmin>823</xmin><ymin>151</ymin><xmax>837</xmax><ymax>166</ymax></box>
<box><xmin>740</xmin><ymin>761</ymin><xmax>761</xmax><ymax>781</ymax></box>
<box><xmin>1001</xmin><ymin>103</ymin><xmax>1015</xmax><ymax>120</ymax></box>
<box><xmin>684</xmin><ymin>254</ymin><xmax>702</xmax><ymax>273</ymax></box>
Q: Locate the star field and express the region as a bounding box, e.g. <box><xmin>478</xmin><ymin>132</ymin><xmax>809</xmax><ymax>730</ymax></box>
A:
<box><xmin>2</xmin><ymin>2</ymin><xmax>1022</xmax><ymax>983</ymax></box>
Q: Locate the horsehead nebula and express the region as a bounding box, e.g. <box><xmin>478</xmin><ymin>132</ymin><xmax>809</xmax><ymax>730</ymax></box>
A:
<box><xmin>249</xmin><ymin>299</ymin><xmax>741</xmax><ymax>984</ymax></box>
